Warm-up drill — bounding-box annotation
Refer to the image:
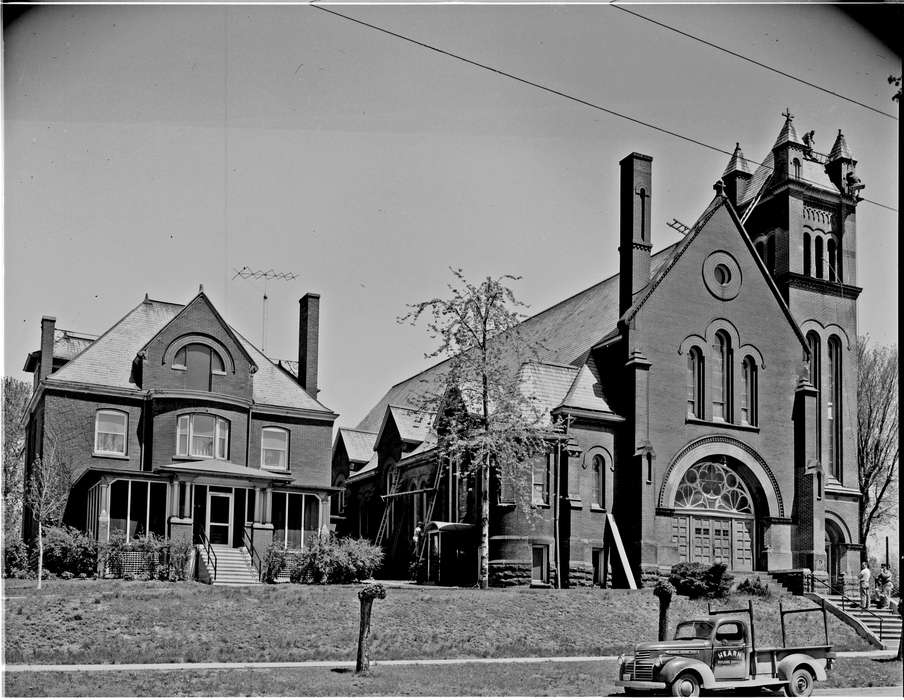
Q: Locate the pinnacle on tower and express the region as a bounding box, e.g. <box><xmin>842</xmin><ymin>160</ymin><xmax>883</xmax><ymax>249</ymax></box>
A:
<box><xmin>828</xmin><ymin>129</ymin><xmax>853</xmax><ymax>162</ymax></box>
<box><xmin>723</xmin><ymin>142</ymin><xmax>751</xmax><ymax>177</ymax></box>
<box><xmin>773</xmin><ymin>108</ymin><xmax>802</xmax><ymax>148</ymax></box>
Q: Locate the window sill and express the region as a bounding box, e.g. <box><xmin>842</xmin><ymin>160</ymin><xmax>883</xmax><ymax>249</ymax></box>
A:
<box><xmin>261</xmin><ymin>466</ymin><xmax>290</xmax><ymax>474</ymax></box>
<box><xmin>93</xmin><ymin>452</ymin><xmax>130</xmax><ymax>461</ymax></box>
<box><xmin>589</xmin><ymin>505</ymin><xmax>607</xmax><ymax>513</ymax></box>
<box><xmin>531</xmin><ymin>502</ymin><xmax>551</xmax><ymax>509</ymax></box>
<box><xmin>568</xmin><ymin>498</ymin><xmax>583</xmax><ymax>509</ymax></box>
<box><xmin>685</xmin><ymin>417</ymin><xmax>760</xmax><ymax>433</ymax></box>
<box><xmin>171</xmin><ymin>455</ymin><xmax>227</xmax><ymax>462</ymax></box>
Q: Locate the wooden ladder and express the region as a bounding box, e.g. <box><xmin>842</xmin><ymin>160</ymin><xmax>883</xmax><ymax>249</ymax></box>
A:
<box><xmin>374</xmin><ymin>466</ymin><xmax>401</xmax><ymax>545</ymax></box>
<box><xmin>413</xmin><ymin>459</ymin><xmax>447</xmax><ymax>568</ymax></box>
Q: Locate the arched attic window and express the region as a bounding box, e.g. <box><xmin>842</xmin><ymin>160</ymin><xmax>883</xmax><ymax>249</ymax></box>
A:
<box><xmin>815</xmin><ymin>237</ymin><xmax>824</xmax><ymax>279</ymax></box>
<box><xmin>807</xmin><ymin>331</ymin><xmax>822</xmax><ymax>462</ymax></box>
<box><xmin>803</xmin><ymin>232</ymin><xmax>812</xmax><ymax>276</ymax></box>
<box><xmin>827</xmin><ymin>239</ymin><xmax>838</xmax><ymax>282</ymax></box>
<box><xmin>173</xmin><ymin>343</ymin><xmax>226</xmax><ymax>391</ymax></box>
<box><xmin>792</xmin><ymin>158</ymin><xmax>802</xmax><ymax>180</ymax></box>
<box><xmin>827</xmin><ymin>336</ymin><xmax>843</xmax><ymax>481</ymax></box>
<box><xmin>740</xmin><ymin>357</ymin><xmax>758</xmax><ymax>426</ymax></box>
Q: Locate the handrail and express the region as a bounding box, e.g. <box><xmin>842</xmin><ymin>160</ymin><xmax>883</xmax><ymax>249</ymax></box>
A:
<box><xmin>242</xmin><ymin>523</ymin><xmax>263</xmax><ymax>582</ymax></box>
<box><xmin>808</xmin><ymin>573</ymin><xmax>883</xmax><ymax>640</ymax></box>
<box><xmin>197</xmin><ymin>529</ymin><xmax>217</xmax><ymax>582</ymax></box>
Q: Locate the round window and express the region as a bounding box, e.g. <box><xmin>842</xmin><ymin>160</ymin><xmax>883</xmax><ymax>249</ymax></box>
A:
<box><xmin>702</xmin><ymin>252</ymin><xmax>742</xmax><ymax>301</ymax></box>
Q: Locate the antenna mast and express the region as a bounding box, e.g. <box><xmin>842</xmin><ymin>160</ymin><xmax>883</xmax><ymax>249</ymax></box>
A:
<box><xmin>232</xmin><ymin>267</ymin><xmax>298</xmax><ymax>352</ymax></box>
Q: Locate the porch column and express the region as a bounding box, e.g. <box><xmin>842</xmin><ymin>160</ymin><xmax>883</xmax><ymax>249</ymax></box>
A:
<box><xmin>169</xmin><ymin>478</ymin><xmax>194</xmax><ymax>545</ymax></box>
<box><xmin>95</xmin><ymin>477</ymin><xmax>112</xmax><ymax>576</ymax></box>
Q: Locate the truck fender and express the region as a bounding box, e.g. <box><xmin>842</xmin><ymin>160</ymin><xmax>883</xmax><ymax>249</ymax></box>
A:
<box><xmin>659</xmin><ymin>658</ymin><xmax>716</xmax><ymax>688</ymax></box>
<box><xmin>777</xmin><ymin>654</ymin><xmax>827</xmax><ymax>682</ymax></box>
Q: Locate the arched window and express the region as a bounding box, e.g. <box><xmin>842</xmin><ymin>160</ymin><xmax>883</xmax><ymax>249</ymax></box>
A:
<box><xmin>827</xmin><ymin>239</ymin><xmax>837</xmax><ymax>282</ymax></box>
<box><xmin>686</xmin><ymin>346</ymin><xmax>704</xmax><ymax>419</ymax></box>
<box><xmin>674</xmin><ymin>462</ymin><xmax>752</xmax><ymax>514</ymax></box>
<box><xmin>741</xmin><ymin>357</ymin><xmax>757</xmax><ymax>426</ymax></box>
<box><xmin>712</xmin><ymin>332</ymin><xmax>731</xmax><ymax>422</ymax></box>
<box><xmin>807</xmin><ymin>331</ymin><xmax>822</xmax><ymax>462</ymax></box>
<box><xmin>827</xmin><ymin>336</ymin><xmax>843</xmax><ymax>480</ymax></box>
<box><xmin>792</xmin><ymin>158</ymin><xmax>801</xmax><ymax>179</ymax></box>
<box><xmin>766</xmin><ymin>236</ymin><xmax>776</xmax><ymax>274</ymax></box>
<box><xmin>755</xmin><ymin>240</ymin><xmax>765</xmax><ymax>263</ymax></box>
<box><xmin>803</xmin><ymin>232</ymin><xmax>812</xmax><ymax>276</ymax></box>
<box><xmin>173</xmin><ymin>343</ymin><xmax>227</xmax><ymax>391</ymax></box>
<box><xmin>332</xmin><ymin>474</ymin><xmax>347</xmax><ymax>516</ymax></box>
<box><xmin>95</xmin><ymin>409</ymin><xmax>128</xmax><ymax>456</ymax></box>
<box><xmin>815</xmin><ymin>237</ymin><xmax>824</xmax><ymax>279</ymax></box>
<box><xmin>176</xmin><ymin>413</ymin><xmax>229</xmax><ymax>459</ymax></box>
<box><xmin>591</xmin><ymin>454</ymin><xmax>605</xmax><ymax>508</ymax></box>
<box><xmin>261</xmin><ymin>427</ymin><xmax>290</xmax><ymax>470</ymax></box>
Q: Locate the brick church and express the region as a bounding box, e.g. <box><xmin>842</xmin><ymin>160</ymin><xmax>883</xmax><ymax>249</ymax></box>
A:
<box><xmin>333</xmin><ymin>112</ymin><xmax>864</xmax><ymax>588</ymax></box>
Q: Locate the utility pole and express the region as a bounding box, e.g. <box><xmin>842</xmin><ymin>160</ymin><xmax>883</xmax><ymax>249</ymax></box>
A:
<box><xmin>232</xmin><ymin>267</ymin><xmax>298</xmax><ymax>352</ymax></box>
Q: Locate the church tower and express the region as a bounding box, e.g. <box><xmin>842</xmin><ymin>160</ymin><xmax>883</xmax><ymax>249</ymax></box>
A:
<box><xmin>730</xmin><ymin>111</ymin><xmax>863</xmax><ymax>576</ymax></box>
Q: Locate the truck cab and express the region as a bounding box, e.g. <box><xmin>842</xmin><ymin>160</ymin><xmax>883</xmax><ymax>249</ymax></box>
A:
<box><xmin>616</xmin><ymin>601</ymin><xmax>834</xmax><ymax>697</ymax></box>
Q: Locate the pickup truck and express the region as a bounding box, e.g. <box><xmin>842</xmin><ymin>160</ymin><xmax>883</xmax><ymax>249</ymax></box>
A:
<box><xmin>616</xmin><ymin>600</ymin><xmax>835</xmax><ymax>697</ymax></box>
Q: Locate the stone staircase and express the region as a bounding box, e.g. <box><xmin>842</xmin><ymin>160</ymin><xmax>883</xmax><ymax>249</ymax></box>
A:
<box><xmin>197</xmin><ymin>545</ymin><xmax>261</xmax><ymax>586</ymax></box>
<box><xmin>731</xmin><ymin>571</ymin><xmax>792</xmax><ymax>595</ymax></box>
<box><xmin>820</xmin><ymin>592</ymin><xmax>901</xmax><ymax>649</ymax></box>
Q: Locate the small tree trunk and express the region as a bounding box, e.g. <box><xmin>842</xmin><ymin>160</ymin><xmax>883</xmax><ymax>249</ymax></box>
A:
<box><xmin>36</xmin><ymin>522</ymin><xmax>44</xmax><ymax>591</ymax></box>
<box><xmin>658</xmin><ymin>597</ymin><xmax>670</xmax><ymax>642</ymax></box>
<box><xmin>356</xmin><ymin>597</ymin><xmax>374</xmax><ymax>674</ymax></box>
<box><xmin>479</xmin><ymin>459</ymin><xmax>489</xmax><ymax>590</ymax></box>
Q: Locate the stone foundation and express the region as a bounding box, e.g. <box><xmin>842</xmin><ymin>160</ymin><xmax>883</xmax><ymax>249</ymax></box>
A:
<box><xmin>489</xmin><ymin>560</ymin><xmax>531</xmax><ymax>587</ymax></box>
<box><xmin>568</xmin><ymin>562</ymin><xmax>595</xmax><ymax>587</ymax></box>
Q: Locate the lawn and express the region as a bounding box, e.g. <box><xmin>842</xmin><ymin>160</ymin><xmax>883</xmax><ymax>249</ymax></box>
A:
<box><xmin>4</xmin><ymin>658</ymin><xmax>901</xmax><ymax>697</ymax></box>
<box><xmin>3</xmin><ymin>578</ymin><xmax>873</xmax><ymax>667</ymax></box>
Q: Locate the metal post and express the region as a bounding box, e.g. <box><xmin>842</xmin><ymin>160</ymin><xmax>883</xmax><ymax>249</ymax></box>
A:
<box><xmin>821</xmin><ymin>598</ymin><xmax>829</xmax><ymax>646</ymax></box>
<box><xmin>779</xmin><ymin>600</ymin><xmax>786</xmax><ymax>648</ymax></box>
<box><xmin>749</xmin><ymin>599</ymin><xmax>757</xmax><ymax>678</ymax></box>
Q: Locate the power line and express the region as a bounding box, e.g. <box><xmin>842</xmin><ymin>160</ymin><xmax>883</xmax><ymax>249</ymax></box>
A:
<box><xmin>313</xmin><ymin>6</ymin><xmax>897</xmax><ymax>214</ymax></box>
<box><xmin>611</xmin><ymin>5</ymin><xmax>898</xmax><ymax>122</ymax></box>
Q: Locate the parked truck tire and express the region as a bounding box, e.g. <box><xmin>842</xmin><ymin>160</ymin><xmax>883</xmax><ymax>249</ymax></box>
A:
<box><xmin>669</xmin><ymin>672</ymin><xmax>701</xmax><ymax>697</ymax></box>
<box><xmin>783</xmin><ymin>667</ymin><xmax>814</xmax><ymax>697</ymax></box>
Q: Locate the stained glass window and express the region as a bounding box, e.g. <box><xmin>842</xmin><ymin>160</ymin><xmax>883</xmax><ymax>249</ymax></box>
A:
<box><xmin>674</xmin><ymin>461</ymin><xmax>752</xmax><ymax>514</ymax></box>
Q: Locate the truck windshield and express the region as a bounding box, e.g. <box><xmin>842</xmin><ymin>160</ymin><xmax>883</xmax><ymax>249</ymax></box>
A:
<box><xmin>674</xmin><ymin>621</ymin><xmax>714</xmax><ymax>640</ymax></box>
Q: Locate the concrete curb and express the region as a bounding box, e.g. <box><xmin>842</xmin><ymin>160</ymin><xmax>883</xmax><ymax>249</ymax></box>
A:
<box><xmin>5</xmin><ymin>650</ymin><xmax>897</xmax><ymax>673</ymax></box>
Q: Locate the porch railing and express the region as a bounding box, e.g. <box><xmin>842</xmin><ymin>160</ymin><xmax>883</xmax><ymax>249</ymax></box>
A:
<box><xmin>242</xmin><ymin>523</ymin><xmax>263</xmax><ymax>582</ymax></box>
<box><xmin>807</xmin><ymin>573</ymin><xmax>884</xmax><ymax>640</ymax></box>
<box><xmin>197</xmin><ymin>529</ymin><xmax>217</xmax><ymax>582</ymax></box>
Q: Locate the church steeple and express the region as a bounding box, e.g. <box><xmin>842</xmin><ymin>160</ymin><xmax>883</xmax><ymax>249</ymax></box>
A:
<box><xmin>773</xmin><ymin>108</ymin><xmax>803</xmax><ymax>148</ymax></box>
<box><xmin>826</xmin><ymin>129</ymin><xmax>864</xmax><ymax>199</ymax></box>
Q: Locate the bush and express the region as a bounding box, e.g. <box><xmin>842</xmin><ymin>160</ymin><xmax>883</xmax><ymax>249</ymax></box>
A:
<box><xmin>167</xmin><ymin>539</ymin><xmax>195</xmax><ymax>581</ymax></box>
<box><xmin>262</xmin><ymin>542</ymin><xmax>288</xmax><ymax>584</ymax></box>
<box><xmin>290</xmin><ymin>534</ymin><xmax>383</xmax><ymax>584</ymax></box>
<box><xmin>99</xmin><ymin>533</ymin><xmax>193</xmax><ymax>581</ymax></box>
<box><xmin>42</xmin><ymin>526</ymin><xmax>98</xmax><ymax>577</ymax></box>
<box><xmin>3</xmin><ymin>538</ymin><xmax>31</xmax><ymax>578</ymax></box>
<box><xmin>668</xmin><ymin>562</ymin><xmax>734</xmax><ymax>599</ymax></box>
<box><xmin>737</xmin><ymin>576</ymin><xmax>771</xmax><ymax>597</ymax></box>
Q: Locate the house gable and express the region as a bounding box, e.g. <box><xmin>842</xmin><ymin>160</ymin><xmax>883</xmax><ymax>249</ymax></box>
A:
<box><xmin>139</xmin><ymin>293</ymin><xmax>256</xmax><ymax>399</ymax></box>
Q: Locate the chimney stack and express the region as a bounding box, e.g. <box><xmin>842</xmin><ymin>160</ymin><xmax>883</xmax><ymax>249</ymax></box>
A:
<box><xmin>619</xmin><ymin>153</ymin><xmax>653</xmax><ymax>316</ymax></box>
<box><xmin>39</xmin><ymin>316</ymin><xmax>56</xmax><ymax>381</ymax></box>
<box><xmin>298</xmin><ymin>293</ymin><xmax>320</xmax><ymax>397</ymax></box>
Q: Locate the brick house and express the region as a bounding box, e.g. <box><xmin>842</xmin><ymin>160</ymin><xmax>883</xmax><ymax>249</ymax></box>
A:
<box><xmin>334</xmin><ymin>113</ymin><xmax>864</xmax><ymax>588</ymax></box>
<box><xmin>22</xmin><ymin>289</ymin><xmax>337</xmax><ymax>583</ymax></box>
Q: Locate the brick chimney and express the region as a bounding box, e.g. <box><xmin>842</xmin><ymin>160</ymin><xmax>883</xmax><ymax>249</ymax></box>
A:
<box><xmin>39</xmin><ymin>316</ymin><xmax>56</xmax><ymax>382</ymax></box>
<box><xmin>298</xmin><ymin>293</ymin><xmax>320</xmax><ymax>397</ymax></box>
<box><xmin>619</xmin><ymin>153</ymin><xmax>653</xmax><ymax>316</ymax></box>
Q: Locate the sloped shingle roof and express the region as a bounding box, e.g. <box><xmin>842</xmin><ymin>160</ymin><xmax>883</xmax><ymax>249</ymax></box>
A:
<box><xmin>45</xmin><ymin>297</ymin><xmax>333</xmax><ymax>414</ymax></box>
<box><xmin>337</xmin><ymin>428</ymin><xmax>378</xmax><ymax>464</ymax></box>
<box><xmin>557</xmin><ymin>356</ymin><xmax>614</xmax><ymax>414</ymax></box>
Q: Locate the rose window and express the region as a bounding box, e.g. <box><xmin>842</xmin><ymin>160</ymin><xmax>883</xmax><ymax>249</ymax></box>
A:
<box><xmin>674</xmin><ymin>461</ymin><xmax>752</xmax><ymax>514</ymax></box>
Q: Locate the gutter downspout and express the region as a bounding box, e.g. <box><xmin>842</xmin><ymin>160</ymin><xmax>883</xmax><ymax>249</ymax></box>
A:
<box><xmin>553</xmin><ymin>441</ymin><xmax>561</xmax><ymax>589</ymax></box>
<box><xmin>246</xmin><ymin>403</ymin><xmax>253</xmax><ymax>467</ymax></box>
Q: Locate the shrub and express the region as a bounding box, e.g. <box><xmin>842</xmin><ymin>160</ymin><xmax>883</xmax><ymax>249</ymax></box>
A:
<box><xmin>737</xmin><ymin>576</ymin><xmax>771</xmax><ymax>597</ymax></box>
<box><xmin>668</xmin><ymin>562</ymin><xmax>734</xmax><ymax>599</ymax></box>
<box><xmin>290</xmin><ymin>535</ymin><xmax>383</xmax><ymax>584</ymax></box>
<box><xmin>167</xmin><ymin>539</ymin><xmax>195</xmax><ymax>581</ymax></box>
<box><xmin>262</xmin><ymin>542</ymin><xmax>287</xmax><ymax>584</ymax></box>
<box><xmin>3</xmin><ymin>538</ymin><xmax>31</xmax><ymax>578</ymax></box>
<box><xmin>42</xmin><ymin>526</ymin><xmax>98</xmax><ymax>576</ymax></box>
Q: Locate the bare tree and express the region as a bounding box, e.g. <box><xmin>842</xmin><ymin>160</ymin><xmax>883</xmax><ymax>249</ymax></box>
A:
<box><xmin>3</xmin><ymin>377</ymin><xmax>31</xmax><ymax>535</ymax></box>
<box><xmin>401</xmin><ymin>269</ymin><xmax>549</xmax><ymax>589</ymax></box>
<box><xmin>856</xmin><ymin>338</ymin><xmax>898</xmax><ymax>549</ymax></box>
<box><xmin>25</xmin><ymin>441</ymin><xmax>71</xmax><ymax>589</ymax></box>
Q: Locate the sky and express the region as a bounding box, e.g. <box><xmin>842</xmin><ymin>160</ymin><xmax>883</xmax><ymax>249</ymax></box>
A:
<box><xmin>3</xmin><ymin>3</ymin><xmax>899</xmax><ymax>432</ymax></box>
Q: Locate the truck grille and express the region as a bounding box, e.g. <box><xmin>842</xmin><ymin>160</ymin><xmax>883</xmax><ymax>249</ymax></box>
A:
<box><xmin>633</xmin><ymin>650</ymin><xmax>655</xmax><ymax>681</ymax></box>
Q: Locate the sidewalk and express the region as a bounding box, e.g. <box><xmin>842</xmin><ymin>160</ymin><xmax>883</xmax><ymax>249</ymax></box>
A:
<box><xmin>5</xmin><ymin>649</ymin><xmax>897</xmax><ymax>673</ymax></box>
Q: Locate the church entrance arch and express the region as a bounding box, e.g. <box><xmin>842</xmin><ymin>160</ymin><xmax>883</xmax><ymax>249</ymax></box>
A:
<box><xmin>825</xmin><ymin>519</ymin><xmax>846</xmax><ymax>586</ymax></box>
<box><xmin>670</xmin><ymin>460</ymin><xmax>757</xmax><ymax>571</ymax></box>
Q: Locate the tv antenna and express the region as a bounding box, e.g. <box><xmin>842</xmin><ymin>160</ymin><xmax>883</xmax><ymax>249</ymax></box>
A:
<box><xmin>232</xmin><ymin>267</ymin><xmax>299</xmax><ymax>352</ymax></box>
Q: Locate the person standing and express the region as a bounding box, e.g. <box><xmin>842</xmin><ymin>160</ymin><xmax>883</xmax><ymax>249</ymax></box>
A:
<box><xmin>876</xmin><ymin>564</ymin><xmax>893</xmax><ymax>609</ymax></box>
<box><xmin>859</xmin><ymin>561</ymin><xmax>872</xmax><ymax>609</ymax></box>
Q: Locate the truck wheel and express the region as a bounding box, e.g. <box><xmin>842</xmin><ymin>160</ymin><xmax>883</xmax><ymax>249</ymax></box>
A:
<box><xmin>784</xmin><ymin>668</ymin><xmax>814</xmax><ymax>697</ymax></box>
<box><xmin>670</xmin><ymin>673</ymin><xmax>701</xmax><ymax>697</ymax></box>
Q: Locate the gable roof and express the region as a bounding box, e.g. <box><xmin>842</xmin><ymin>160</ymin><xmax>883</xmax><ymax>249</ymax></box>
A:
<box><xmin>42</xmin><ymin>295</ymin><xmax>333</xmax><ymax>414</ymax></box>
<box><xmin>336</xmin><ymin>428</ymin><xmax>378</xmax><ymax>464</ymax></box>
<box><xmin>374</xmin><ymin>404</ymin><xmax>436</xmax><ymax>450</ymax></box>
<box><xmin>556</xmin><ymin>356</ymin><xmax>615</xmax><ymax>415</ymax></box>
<box><xmin>24</xmin><ymin>328</ymin><xmax>100</xmax><ymax>372</ymax></box>
<box><xmin>355</xmin><ymin>244</ymin><xmax>677</xmax><ymax>432</ymax></box>
<box><xmin>621</xmin><ymin>192</ymin><xmax>808</xmax><ymax>351</ymax></box>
